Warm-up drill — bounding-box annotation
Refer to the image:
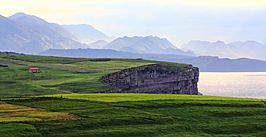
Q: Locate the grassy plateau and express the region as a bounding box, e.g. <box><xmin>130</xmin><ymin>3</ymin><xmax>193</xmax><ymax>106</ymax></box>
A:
<box><xmin>0</xmin><ymin>53</ymin><xmax>265</xmax><ymax>137</ymax></box>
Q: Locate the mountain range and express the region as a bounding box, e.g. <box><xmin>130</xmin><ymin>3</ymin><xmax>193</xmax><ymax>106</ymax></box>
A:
<box><xmin>40</xmin><ymin>49</ymin><xmax>266</xmax><ymax>72</ymax></box>
<box><xmin>1</xmin><ymin>12</ymin><xmax>266</xmax><ymax>72</ymax></box>
<box><xmin>0</xmin><ymin>13</ymin><xmax>113</xmax><ymax>54</ymax></box>
<box><xmin>176</xmin><ymin>56</ymin><xmax>266</xmax><ymax>72</ymax></box>
<box><xmin>182</xmin><ymin>40</ymin><xmax>266</xmax><ymax>61</ymax></box>
<box><xmin>40</xmin><ymin>48</ymin><xmax>192</xmax><ymax>61</ymax></box>
<box><xmin>105</xmin><ymin>36</ymin><xmax>193</xmax><ymax>56</ymax></box>
<box><xmin>0</xmin><ymin>12</ymin><xmax>191</xmax><ymax>56</ymax></box>
<box><xmin>0</xmin><ymin>13</ymin><xmax>90</xmax><ymax>54</ymax></box>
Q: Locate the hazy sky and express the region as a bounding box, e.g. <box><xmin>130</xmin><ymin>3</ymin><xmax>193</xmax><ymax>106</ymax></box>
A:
<box><xmin>1</xmin><ymin>0</ymin><xmax>266</xmax><ymax>45</ymax></box>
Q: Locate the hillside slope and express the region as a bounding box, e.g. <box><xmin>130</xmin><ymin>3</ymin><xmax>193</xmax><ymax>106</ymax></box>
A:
<box><xmin>0</xmin><ymin>53</ymin><xmax>265</xmax><ymax>136</ymax></box>
<box><xmin>0</xmin><ymin>13</ymin><xmax>113</xmax><ymax>54</ymax></box>
<box><xmin>1</xmin><ymin>94</ymin><xmax>266</xmax><ymax>136</ymax></box>
<box><xmin>0</xmin><ymin>53</ymin><xmax>189</xmax><ymax>97</ymax></box>
<box><xmin>0</xmin><ymin>13</ymin><xmax>89</xmax><ymax>54</ymax></box>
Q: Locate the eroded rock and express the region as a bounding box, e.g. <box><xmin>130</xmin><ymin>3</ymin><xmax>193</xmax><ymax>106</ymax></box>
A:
<box><xmin>102</xmin><ymin>64</ymin><xmax>199</xmax><ymax>95</ymax></box>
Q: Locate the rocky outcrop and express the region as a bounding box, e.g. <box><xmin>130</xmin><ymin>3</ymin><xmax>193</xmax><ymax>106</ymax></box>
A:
<box><xmin>102</xmin><ymin>64</ymin><xmax>199</xmax><ymax>94</ymax></box>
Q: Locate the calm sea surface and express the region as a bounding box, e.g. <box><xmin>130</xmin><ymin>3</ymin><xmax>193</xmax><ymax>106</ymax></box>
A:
<box><xmin>199</xmin><ymin>72</ymin><xmax>266</xmax><ymax>99</ymax></box>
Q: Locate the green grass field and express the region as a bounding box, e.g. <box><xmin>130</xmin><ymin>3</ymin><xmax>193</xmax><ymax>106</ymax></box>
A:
<box><xmin>0</xmin><ymin>54</ymin><xmax>158</xmax><ymax>97</ymax></box>
<box><xmin>0</xmin><ymin>53</ymin><xmax>266</xmax><ymax>137</ymax></box>
<box><xmin>0</xmin><ymin>101</ymin><xmax>77</xmax><ymax>123</ymax></box>
<box><xmin>4</xmin><ymin>94</ymin><xmax>266</xmax><ymax>137</ymax></box>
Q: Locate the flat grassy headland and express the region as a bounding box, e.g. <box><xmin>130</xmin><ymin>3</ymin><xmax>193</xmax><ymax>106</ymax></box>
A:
<box><xmin>0</xmin><ymin>53</ymin><xmax>266</xmax><ymax>137</ymax></box>
<box><xmin>0</xmin><ymin>54</ymin><xmax>160</xmax><ymax>97</ymax></box>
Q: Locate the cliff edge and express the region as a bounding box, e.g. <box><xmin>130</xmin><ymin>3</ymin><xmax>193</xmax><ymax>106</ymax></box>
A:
<box><xmin>102</xmin><ymin>63</ymin><xmax>199</xmax><ymax>94</ymax></box>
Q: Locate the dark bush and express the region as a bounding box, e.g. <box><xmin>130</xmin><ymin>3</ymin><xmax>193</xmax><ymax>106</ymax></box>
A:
<box><xmin>0</xmin><ymin>64</ymin><xmax>8</xmax><ymax>67</ymax></box>
<box><xmin>89</xmin><ymin>58</ymin><xmax>111</xmax><ymax>62</ymax></box>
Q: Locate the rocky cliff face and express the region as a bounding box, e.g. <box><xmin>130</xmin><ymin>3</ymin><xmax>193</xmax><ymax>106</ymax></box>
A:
<box><xmin>102</xmin><ymin>64</ymin><xmax>199</xmax><ymax>94</ymax></box>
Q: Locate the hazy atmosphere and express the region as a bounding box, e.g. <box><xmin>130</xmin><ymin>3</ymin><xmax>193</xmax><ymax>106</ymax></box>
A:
<box><xmin>1</xmin><ymin>1</ymin><xmax>266</xmax><ymax>136</ymax></box>
<box><xmin>1</xmin><ymin>0</ymin><xmax>266</xmax><ymax>45</ymax></box>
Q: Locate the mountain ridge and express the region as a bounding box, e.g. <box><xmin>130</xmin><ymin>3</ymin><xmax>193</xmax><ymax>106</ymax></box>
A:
<box><xmin>0</xmin><ymin>13</ymin><xmax>89</xmax><ymax>53</ymax></box>
<box><xmin>105</xmin><ymin>36</ymin><xmax>193</xmax><ymax>56</ymax></box>
<box><xmin>182</xmin><ymin>40</ymin><xmax>266</xmax><ymax>61</ymax></box>
<box><xmin>0</xmin><ymin>12</ymin><xmax>192</xmax><ymax>57</ymax></box>
<box><xmin>0</xmin><ymin>13</ymin><xmax>112</xmax><ymax>54</ymax></box>
<box><xmin>40</xmin><ymin>48</ymin><xmax>266</xmax><ymax>72</ymax></box>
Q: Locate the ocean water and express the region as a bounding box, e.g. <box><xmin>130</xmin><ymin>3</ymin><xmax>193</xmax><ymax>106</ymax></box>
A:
<box><xmin>199</xmin><ymin>72</ymin><xmax>266</xmax><ymax>99</ymax></box>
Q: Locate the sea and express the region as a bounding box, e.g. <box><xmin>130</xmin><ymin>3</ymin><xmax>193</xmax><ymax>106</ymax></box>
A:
<box><xmin>199</xmin><ymin>72</ymin><xmax>266</xmax><ymax>99</ymax></box>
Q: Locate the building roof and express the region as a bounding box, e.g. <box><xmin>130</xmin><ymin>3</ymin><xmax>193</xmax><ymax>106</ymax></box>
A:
<box><xmin>29</xmin><ymin>68</ymin><xmax>40</xmax><ymax>70</ymax></box>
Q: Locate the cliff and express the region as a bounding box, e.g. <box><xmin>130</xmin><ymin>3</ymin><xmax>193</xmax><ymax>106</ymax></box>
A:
<box><xmin>102</xmin><ymin>64</ymin><xmax>199</xmax><ymax>94</ymax></box>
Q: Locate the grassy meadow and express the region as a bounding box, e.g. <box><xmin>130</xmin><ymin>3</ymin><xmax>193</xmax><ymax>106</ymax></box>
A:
<box><xmin>3</xmin><ymin>94</ymin><xmax>266</xmax><ymax>137</ymax></box>
<box><xmin>0</xmin><ymin>54</ymin><xmax>156</xmax><ymax>97</ymax></box>
<box><xmin>0</xmin><ymin>101</ymin><xmax>77</xmax><ymax>123</ymax></box>
<box><xmin>0</xmin><ymin>53</ymin><xmax>266</xmax><ymax>137</ymax></box>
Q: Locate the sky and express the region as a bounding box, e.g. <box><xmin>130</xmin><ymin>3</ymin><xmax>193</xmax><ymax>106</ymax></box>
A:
<box><xmin>1</xmin><ymin>0</ymin><xmax>266</xmax><ymax>46</ymax></box>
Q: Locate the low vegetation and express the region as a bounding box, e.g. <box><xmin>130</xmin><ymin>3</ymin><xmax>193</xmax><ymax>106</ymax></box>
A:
<box><xmin>0</xmin><ymin>54</ymin><xmax>158</xmax><ymax>97</ymax></box>
<box><xmin>2</xmin><ymin>94</ymin><xmax>266</xmax><ymax>137</ymax></box>
<box><xmin>0</xmin><ymin>53</ymin><xmax>265</xmax><ymax>136</ymax></box>
<box><xmin>0</xmin><ymin>101</ymin><xmax>77</xmax><ymax>123</ymax></box>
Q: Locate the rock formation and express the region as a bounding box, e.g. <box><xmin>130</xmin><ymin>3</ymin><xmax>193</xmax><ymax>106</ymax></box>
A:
<box><xmin>102</xmin><ymin>64</ymin><xmax>199</xmax><ymax>94</ymax></box>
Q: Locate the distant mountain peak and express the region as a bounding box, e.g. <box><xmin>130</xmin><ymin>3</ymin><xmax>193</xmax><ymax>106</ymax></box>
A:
<box><xmin>244</xmin><ymin>40</ymin><xmax>261</xmax><ymax>45</ymax></box>
<box><xmin>0</xmin><ymin>12</ymin><xmax>91</xmax><ymax>54</ymax></box>
<box><xmin>10</xmin><ymin>12</ymin><xmax>38</xmax><ymax>19</ymax></box>
<box><xmin>182</xmin><ymin>40</ymin><xmax>266</xmax><ymax>61</ymax></box>
<box><xmin>63</xmin><ymin>24</ymin><xmax>109</xmax><ymax>44</ymax></box>
<box><xmin>215</xmin><ymin>40</ymin><xmax>225</xmax><ymax>45</ymax></box>
<box><xmin>145</xmin><ymin>35</ymin><xmax>156</xmax><ymax>38</ymax></box>
<box><xmin>9</xmin><ymin>12</ymin><xmax>49</xmax><ymax>25</ymax></box>
<box><xmin>105</xmin><ymin>36</ymin><xmax>193</xmax><ymax>56</ymax></box>
<box><xmin>10</xmin><ymin>12</ymin><xmax>28</xmax><ymax>17</ymax></box>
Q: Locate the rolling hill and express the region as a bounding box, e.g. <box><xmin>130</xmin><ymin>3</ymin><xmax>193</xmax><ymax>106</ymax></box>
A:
<box><xmin>0</xmin><ymin>53</ymin><xmax>161</xmax><ymax>97</ymax></box>
<box><xmin>0</xmin><ymin>53</ymin><xmax>266</xmax><ymax>136</ymax></box>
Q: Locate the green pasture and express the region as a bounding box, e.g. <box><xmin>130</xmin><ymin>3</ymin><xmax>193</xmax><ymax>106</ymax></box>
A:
<box><xmin>3</xmin><ymin>94</ymin><xmax>266</xmax><ymax>137</ymax></box>
<box><xmin>0</xmin><ymin>53</ymin><xmax>265</xmax><ymax>137</ymax></box>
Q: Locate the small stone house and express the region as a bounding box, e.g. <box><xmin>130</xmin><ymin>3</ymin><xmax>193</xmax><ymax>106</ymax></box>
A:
<box><xmin>29</xmin><ymin>68</ymin><xmax>41</xmax><ymax>73</ymax></box>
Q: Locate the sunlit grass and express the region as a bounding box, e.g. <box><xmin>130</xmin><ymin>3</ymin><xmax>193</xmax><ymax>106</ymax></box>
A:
<box><xmin>0</xmin><ymin>102</ymin><xmax>78</xmax><ymax>123</ymax></box>
<box><xmin>2</xmin><ymin>54</ymin><xmax>265</xmax><ymax>136</ymax></box>
<box><xmin>48</xmin><ymin>93</ymin><xmax>264</xmax><ymax>102</ymax></box>
<box><xmin>7</xmin><ymin>94</ymin><xmax>266</xmax><ymax>136</ymax></box>
<box><xmin>0</xmin><ymin>54</ymin><xmax>174</xmax><ymax>97</ymax></box>
<box><xmin>0</xmin><ymin>54</ymin><xmax>191</xmax><ymax>97</ymax></box>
